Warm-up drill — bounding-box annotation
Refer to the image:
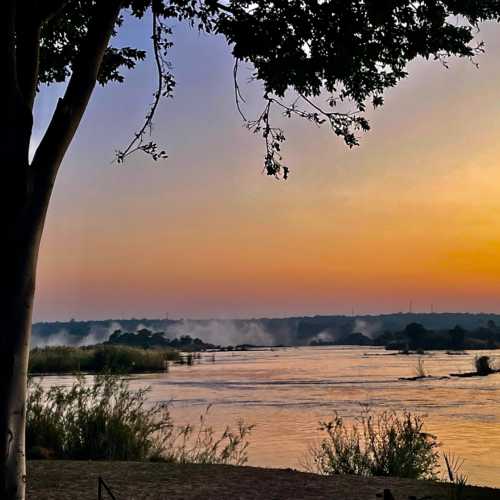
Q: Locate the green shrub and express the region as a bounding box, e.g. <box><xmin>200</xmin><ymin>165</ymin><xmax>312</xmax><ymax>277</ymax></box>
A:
<box><xmin>27</xmin><ymin>376</ymin><xmax>252</xmax><ymax>465</ymax></box>
<box><xmin>307</xmin><ymin>409</ymin><xmax>439</xmax><ymax>479</ymax></box>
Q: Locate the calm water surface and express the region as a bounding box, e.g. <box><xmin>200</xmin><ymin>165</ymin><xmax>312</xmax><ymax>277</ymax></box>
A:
<box><xmin>40</xmin><ymin>347</ymin><xmax>500</xmax><ymax>487</ymax></box>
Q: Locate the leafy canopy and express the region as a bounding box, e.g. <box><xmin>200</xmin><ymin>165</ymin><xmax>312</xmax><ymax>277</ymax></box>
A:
<box><xmin>38</xmin><ymin>0</ymin><xmax>500</xmax><ymax>176</ymax></box>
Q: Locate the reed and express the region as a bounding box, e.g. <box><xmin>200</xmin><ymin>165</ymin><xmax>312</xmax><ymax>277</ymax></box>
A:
<box><xmin>415</xmin><ymin>358</ymin><xmax>427</xmax><ymax>378</ymax></box>
<box><xmin>29</xmin><ymin>345</ymin><xmax>180</xmax><ymax>374</ymax></box>
<box><xmin>444</xmin><ymin>451</ymin><xmax>468</xmax><ymax>500</ymax></box>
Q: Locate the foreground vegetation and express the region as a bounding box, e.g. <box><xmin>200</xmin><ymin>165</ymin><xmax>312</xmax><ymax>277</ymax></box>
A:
<box><xmin>307</xmin><ymin>410</ymin><xmax>439</xmax><ymax>480</ymax></box>
<box><xmin>27</xmin><ymin>376</ymin><xmax>252</xmax><ymax>464</ymax></box>
<box><xmin>29</xmin><ymin>345</ymin><xmax>180</xmax><ymax>374</ymax></box>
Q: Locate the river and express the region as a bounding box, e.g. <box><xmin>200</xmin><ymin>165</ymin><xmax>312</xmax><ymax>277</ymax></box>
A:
<box><xmin>39</xmin><ymin>346</ymin><xmax>500</xmax><ymax>487</ymax></box>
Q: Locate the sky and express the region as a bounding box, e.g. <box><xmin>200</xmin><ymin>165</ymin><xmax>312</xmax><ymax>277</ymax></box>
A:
<box><xmin>33</xmin><ymin>15</ymin><xmax>500</xmax><ymax>321</ymax></box>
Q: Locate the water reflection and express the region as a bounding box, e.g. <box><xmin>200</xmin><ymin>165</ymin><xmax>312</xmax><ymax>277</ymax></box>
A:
<box><xmin>38</xmin><ymin>347</ymin><xmax>500</xmax><ymax>487</ymax></box>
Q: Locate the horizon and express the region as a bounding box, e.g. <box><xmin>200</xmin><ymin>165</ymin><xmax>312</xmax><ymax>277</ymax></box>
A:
<box><xmin>33</xmin><ymin>309</ymin><xmax>500</xmax><ymax>324</ymax></box>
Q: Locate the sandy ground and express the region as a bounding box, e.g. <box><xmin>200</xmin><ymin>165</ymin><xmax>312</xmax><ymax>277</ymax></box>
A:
<box><xmin>27</xmin><ymin>461</ymin><xmax>500</xmax><ymax>500</ymax></box>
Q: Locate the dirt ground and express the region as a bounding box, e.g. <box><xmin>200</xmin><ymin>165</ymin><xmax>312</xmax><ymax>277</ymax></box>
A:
<box><xmin>27</xmin><ymin>461</ymin><xmax>500</xmax><ymax>500</ymax></box>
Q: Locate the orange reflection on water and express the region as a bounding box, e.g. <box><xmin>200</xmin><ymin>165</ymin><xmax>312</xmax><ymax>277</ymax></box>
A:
<box><xmin>40</xmin><ymin>347</ymin><xmax>500</xmax><ymax>487</ymax></box>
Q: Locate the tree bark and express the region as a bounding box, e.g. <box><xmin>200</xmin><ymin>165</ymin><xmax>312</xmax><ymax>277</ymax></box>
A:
<box><xmin>0</xmin><ymin>214</ymin><xmax>42</xmax><ymax>500</ymax></box>
<box><xmin>0</xmin><ymin>2</ymin><xmax>36</xmax><ymax>496</ymax></box>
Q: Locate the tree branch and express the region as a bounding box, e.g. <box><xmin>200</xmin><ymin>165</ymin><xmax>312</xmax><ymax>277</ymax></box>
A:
<box><xmin>31</xmin><ymin>0</ymin><xmax>124</xmax><ymax>212</ymax></box>
<box><xmin>116</xmin><ymin>10</ymin><xmax>171</xmax><ymax>163</ymax></box>
<box><xmin>214</xmin><ymin>2</ymin><xmax>235</xmax><ymax>16</ymax></box>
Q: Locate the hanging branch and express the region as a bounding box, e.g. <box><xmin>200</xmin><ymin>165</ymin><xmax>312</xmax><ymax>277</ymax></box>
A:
<box><xmin>232</xmin><ymin>60</ymin><xmax>374</xmax><ymax>180</ymax></box>
<box><xmin>233</xmin><ymin>59</ymin><xmax>248</xmax><ymax>122</ymax></box>
<box><xmin>115</xmin><ymin>9</ymin><xmax>174</xmax><ymax>163</ymax></box>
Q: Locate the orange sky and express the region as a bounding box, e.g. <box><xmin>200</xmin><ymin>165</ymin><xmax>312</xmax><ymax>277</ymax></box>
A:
<box><xmin>33</xmin><ymin>21</ymin><xmax>500</xmax><ymax>321</ymax></box>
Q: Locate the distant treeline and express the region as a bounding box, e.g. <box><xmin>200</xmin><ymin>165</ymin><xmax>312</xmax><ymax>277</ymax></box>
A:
<box><xmin>29</xmin><ymin>345</ymin><xmax>180</xmax><ymax>374</ymax></box>
<box><xmin>32</xmin><ymin>313</ymin><xmax>500</xmax><ymax>348</ymax></box>
<box><xmin>310</xmin><ymin>321</ymin><xmax>500</xmax><ymax>351</ymax></box>
<box><xmin>105</xmin><ymin>328</ymin><xmax>218</xmax><ymax>351</ymax></box>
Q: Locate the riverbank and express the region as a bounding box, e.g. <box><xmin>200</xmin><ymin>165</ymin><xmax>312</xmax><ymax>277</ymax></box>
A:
<box><xmin>28</xmin><ymin>461</ymin><xmax>500</xmax><ymax>499</ymax></box>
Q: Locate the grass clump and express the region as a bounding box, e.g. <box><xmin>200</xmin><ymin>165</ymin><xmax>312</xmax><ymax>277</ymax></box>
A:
<box><xmin>307</xmin><ymin>409</ymin><xmax>439</xmax><ymax>480</ymax></box>
<box><xmin>415</xmin><ymin>358</ymin><xmax>427</xmax><ymax>378</ymax></box>
<box><xmin>29</xmin><ymin>345</ymin><xmax>180</xmax><ymax>374</ymax></box>
<box><xmin>444</xmin><ymin>452</ymin><xmax>468</xmax><ymax>500</ymax></box>
<box><xmin>156</xmin><ymin>405</ymin><xmax>253</xmax><ymax>465</ymax></box>
<box><xmin>27</xmin><ymin>375</ymin><xmax>252</xmax><ymax>465</ymax></box>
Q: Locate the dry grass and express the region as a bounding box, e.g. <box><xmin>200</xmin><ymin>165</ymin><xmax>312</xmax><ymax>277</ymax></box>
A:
<box><xmin>27</xmin><ymin>461</ymin><xmax>500</xmax><ymax>500</ymax></box>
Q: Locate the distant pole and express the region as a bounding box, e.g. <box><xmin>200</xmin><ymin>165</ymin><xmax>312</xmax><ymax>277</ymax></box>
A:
<box><xmin>409</xmin><ymin>300</ymin><xmax>413</xmax><ymax>314</ymax></box>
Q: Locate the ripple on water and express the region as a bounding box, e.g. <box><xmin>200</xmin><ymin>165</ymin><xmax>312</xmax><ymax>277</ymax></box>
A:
<box><xmin>39</xmin><ymin>347</ymin><xmax>500</xmax><ymax>487</ymax></box>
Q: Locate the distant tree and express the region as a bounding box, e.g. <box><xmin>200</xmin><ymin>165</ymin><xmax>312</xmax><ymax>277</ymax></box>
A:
<box><xmin>152</xmin><ymin>332</ymin><xmax>167</xmax><ymax>345</ymax></box>
<box><xmin>405</xmin><ymin>322</ymin><xmax>427</xmax><ymax>350</ymax></box>
<box><xmin>137</xmin><ymin>328</ymin><xmax>153</xmax><ymax>340</ymax></box>
<box><xmin>449</xmin><ymin>325</ymin><xmax>466</xmax><ymax>351</ymax></box>
<box><xmin>108</xmin><ymin>329</ymin><xmax>123</xmax><ymax>343</ymax></box>
<box><xmin>3</xmin><ymin>2</ymin><xmax>500</xmax><ymax>498</ymax></box>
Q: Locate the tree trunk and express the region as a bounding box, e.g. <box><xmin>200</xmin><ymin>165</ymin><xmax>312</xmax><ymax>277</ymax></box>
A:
<box><xmin>0</xmin><ymin>2</ymin><xmax>123</xmax><ymax>497</ymax></box>
<box><xmin>0</xmin><ymin>204</ymin><xmax>44</xmax><ymax>500</ymax></box>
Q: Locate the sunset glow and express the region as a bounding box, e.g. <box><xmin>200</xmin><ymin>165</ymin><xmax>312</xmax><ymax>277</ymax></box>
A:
<box><xmin>34</xmin><ymin>21</ymin><xmax>500</xmax><ymax>321</ymax></box>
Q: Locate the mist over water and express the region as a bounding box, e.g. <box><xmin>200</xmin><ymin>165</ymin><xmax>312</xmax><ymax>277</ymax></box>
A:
<box><xmin>30</xmin><ymin>312</ymin><xmax>500</xmax><ymax>349</ymax></box>
<box><xmin>165</xmin><ymin>320</ymin><xmax>277</xmax><ymax>346</ymax></box>
<box><xmin>39</xmin><ymin>346</ymin><xmax>500</xmax><ymax>488</ymax></box>
<box><xmin>31</xmin><ymin>319</ymin><xmax>278</xmax><ymax>348</ymax></box>
<box><xmin>31</xmin><ymin>321</ymin><xmax>123</xmax><ymax>348</ymax></box>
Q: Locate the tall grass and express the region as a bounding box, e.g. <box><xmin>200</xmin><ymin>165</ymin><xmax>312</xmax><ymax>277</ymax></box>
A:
<box><xmin>156</xmin><ymin>405</ymin><xmax>253</xmax><ymax>465</ymax></box>
<box><xmin>415</xmin><ymin>358</ymin><xmax>427</xmax><ymax>378</ymax></box>
<box><xmin>27</xmin><ymin>376</ymin><xmax>252</xmax><ymax>465</ymax></box>
<box><xmin>306</xmin><ymin>409</ymin><xmax>439</xmax><ymax>479</ymax></box>
<box><xmin>443</xmin><ymin>452</ymin><xmax>468</xmax><ymax>500</ymax></box>
<box><xmin>29</xmin><ymin>345</ymin><xmax>180</xmax><ymax>374</ymax></box>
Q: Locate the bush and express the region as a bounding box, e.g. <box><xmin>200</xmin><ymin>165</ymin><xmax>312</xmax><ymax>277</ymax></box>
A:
<box><xmin>307</xmin><ymin>409</ymin><xmax>439</xmax><ymax>480</ymax></box>
<box><xmin>29</xmin><ymin>345</ymin><xmax>180</xmax><ymax>374</ymax></box>
<box><xmin>27</xmin><ymin>375</ymin><xmax>252</xmax><ymax>464</ymax></box>
<box><xmin>474</xmin><ymin>355</ymin><xmax>495</xmax><ymax>376</ymax></box>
